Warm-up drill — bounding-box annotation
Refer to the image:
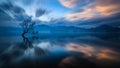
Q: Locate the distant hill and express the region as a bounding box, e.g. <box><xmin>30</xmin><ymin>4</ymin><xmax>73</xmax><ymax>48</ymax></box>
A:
<box><xmin>89</xmin><ymin>25</ymin><xmax>120</xmax><ymax>32</ymax></box>
<box><xmin>0</xmin><ymin>24</ymin><xmax>120</xmax><ymax>36</ymax></box>
<box><xmin>34</xmin><ymin>24</ymin><xmax>120</xmax><ymax>33</ymax></box>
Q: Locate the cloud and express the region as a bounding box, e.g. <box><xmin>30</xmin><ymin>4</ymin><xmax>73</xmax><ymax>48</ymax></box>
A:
<box><xmin>66</xmin><ymin>8</ymin><xmax>98</xmax><ymax>21</ymax></box>
<box><xmin>59</xmin><ymin>0</ymin><xmax>90</xmax><ymax>8</ymax></box>
<box><xmin>72</xmin><ymin>13</ymin><xmax>120</xmax><ymax>28</ymax></box>
<box><xmin>21</xmin><ymin>0</ymin><xmax>33</xmax><ymax>6</ymax></box>
<box><xmin>0</xmin><ymin>0</ymin><xmax>48</xmax><ymax>21</ymax></box>
<box><xmin>36</xmin><ymin>8</ymin><xmax>47</xmax><ymax>17</ymax></box>
<box><xmin>0</xmin><ymin>0</ymin><xmax>27</xmax><ymax>20</ymax></box>
<box><xmin>59</xmin><ymin>0</ymin><xmax>78</xmax><ymax>8</ymax></box>
<box><xmin>0</xmin><ymin>0</ymin><xmax>33</xmax><ymax>27</ymax></box>
<box><xmin>94</xmin><ymin>0</ymin><xmax>120</xmax><ymax>16</ymax></box>
<box><xmin>0</xmin><ymin>1</ymin><xmax>15</xmax><ymax>18</ymax></box>
<box><xmin>65</xmin><ymin>0</ymin><xmax>120</xmax><ymax>21</ymax></box>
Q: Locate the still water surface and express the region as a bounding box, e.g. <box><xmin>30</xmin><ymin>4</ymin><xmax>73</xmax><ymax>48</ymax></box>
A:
<box><xmin>0</xmin><ymin>33</ymin><xmax>120</xmax><ymax>68</ymax></box>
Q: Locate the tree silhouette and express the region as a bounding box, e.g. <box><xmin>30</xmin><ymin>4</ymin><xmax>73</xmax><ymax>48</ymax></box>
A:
<box><xmin>20</xmin><ymin>19</ymin><xmax>35</xmax><ymax>36</ymax></box>
<box><xmin>19</xmin><ymin>17</ymin><xmax>36</xmax><ymax>47</ymax></box>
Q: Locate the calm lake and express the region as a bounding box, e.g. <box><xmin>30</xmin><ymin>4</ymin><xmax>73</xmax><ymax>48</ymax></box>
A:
<box><xmin>0</xmin><ymin>33</ymin><xmax>120</xmax><ymax>68</ymax></box>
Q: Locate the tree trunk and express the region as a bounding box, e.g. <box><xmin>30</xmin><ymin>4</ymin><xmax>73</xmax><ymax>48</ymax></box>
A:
<box><xmin>22</xmin><ymin>31</ymin><xmax>33</xmax><ymax>48</ymax></box>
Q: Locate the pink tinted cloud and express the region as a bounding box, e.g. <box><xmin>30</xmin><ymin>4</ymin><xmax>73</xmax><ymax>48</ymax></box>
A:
<box><xmin>64</xmin><ymin>0</ymin><xmax>120</xmax><ymax>21</ymax></box>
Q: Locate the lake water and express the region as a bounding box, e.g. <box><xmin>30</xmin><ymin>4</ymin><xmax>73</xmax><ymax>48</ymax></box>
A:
<box><xmin>0</xmin><ymin>33</ymin><xmax>120</xmax><ymax>68</ymax></box>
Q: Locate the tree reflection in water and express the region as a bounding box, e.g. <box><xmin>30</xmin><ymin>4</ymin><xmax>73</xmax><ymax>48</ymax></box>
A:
<box><xmin>0</xmin><ymin>36</ymin><xmax>48</xmax><ymax>68</ymax></box>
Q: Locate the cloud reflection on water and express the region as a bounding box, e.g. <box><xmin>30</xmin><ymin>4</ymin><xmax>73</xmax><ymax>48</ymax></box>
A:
<box><xmin>0</xmin><ymin>35</ymin><xmax>120</xmax><ymax>68</ymax></box>
<box><xmin>66</xmin><ymin>43</ymin><xmax>120</xmax><ymax>63</ymax></box>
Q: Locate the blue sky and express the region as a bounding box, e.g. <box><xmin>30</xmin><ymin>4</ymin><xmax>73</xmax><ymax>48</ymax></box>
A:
<box><xmin>15</xmin><ymin>0</ymin><xmax>70</xmax><ymax>21</ymax></box>
<box><xmin>0</xmin><ymin>0</ymin><xmax>120</xmax><ymax>27</ymax></box>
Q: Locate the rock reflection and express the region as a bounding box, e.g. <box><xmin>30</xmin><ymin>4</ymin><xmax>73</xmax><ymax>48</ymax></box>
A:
<box><xmin>66</xmin><ymin>43</ymin><xmax>120</xmax><ymax>63</ymax></box>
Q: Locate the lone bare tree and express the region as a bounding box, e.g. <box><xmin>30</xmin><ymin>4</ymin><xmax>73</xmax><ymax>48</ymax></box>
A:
<box><xmin>20</xmin><ymin>18</ymin><xmax>36</xmax><ymax>47</ymax></box>
<box><xmin>20</xmin><ymin>19</ymin><xmax>35</xmax><ymax>37</ymax></box>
